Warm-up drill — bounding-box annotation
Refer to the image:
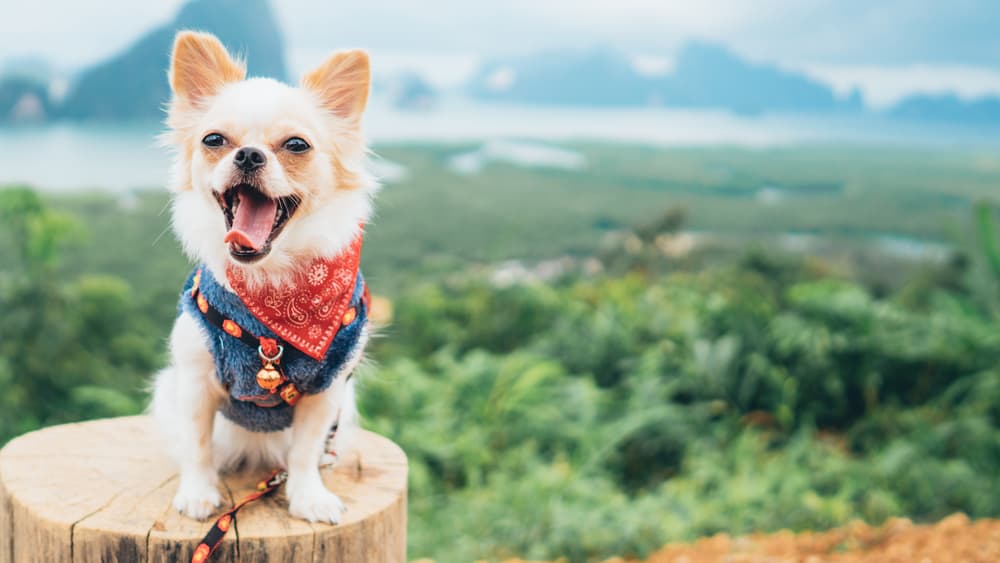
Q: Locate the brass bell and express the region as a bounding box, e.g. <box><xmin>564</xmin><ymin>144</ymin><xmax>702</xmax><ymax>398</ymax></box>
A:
<box><xmin>256</xmin><ymin>362</ymin><xmax>284</xmax><ymax>390</ymax></box>
<box><xmin>256</xmin><ymin>343</ymin><xmax>285</xmax><ymax>391</ymax></box>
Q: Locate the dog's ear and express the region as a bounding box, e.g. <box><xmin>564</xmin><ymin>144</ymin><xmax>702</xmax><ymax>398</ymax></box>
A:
<box><xmin>169</xmin><ymin>31</ymin><xmax>245</xmax><ymax>107</ymax></box>
<box><xmin>301</xmin><ymin>50</ymin><xmax>370</xmax><ymax>122</ymax></box>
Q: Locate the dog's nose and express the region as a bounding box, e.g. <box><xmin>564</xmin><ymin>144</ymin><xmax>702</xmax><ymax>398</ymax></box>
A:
<box><xmin>234</xmin><ymin>147</ymin><xmax>267</xmax><ymax>172</ymax></box>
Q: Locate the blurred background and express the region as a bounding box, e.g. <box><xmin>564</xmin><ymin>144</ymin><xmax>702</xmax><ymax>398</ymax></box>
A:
<box><xmin>1</xmin><ymin>1</ymin><xmax>999</xmax><ymax>561</ymax></box>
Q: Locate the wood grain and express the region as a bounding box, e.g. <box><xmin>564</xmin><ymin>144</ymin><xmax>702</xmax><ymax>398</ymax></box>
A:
<box><xmin>0</xmin><ymin>416</ymin><xmax>407</xmax><ymax>562</ymax></box>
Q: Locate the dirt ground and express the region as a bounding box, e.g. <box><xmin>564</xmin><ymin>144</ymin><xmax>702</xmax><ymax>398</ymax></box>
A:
<box><xmin>494</xmin><ymin>513</ymin><xmax>999</xmax><ymax>563</ymax></box>
<box><xmin>618</xmin><ymin>513</ymin><xmax>999</xmax><ymax>563</ymax></box>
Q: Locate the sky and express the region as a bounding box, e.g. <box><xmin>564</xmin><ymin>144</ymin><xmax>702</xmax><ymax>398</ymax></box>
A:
<box><xmin>2</xmin><ymin>0</ymin><xmax>1000</xmax><ymax>108</ymax></box>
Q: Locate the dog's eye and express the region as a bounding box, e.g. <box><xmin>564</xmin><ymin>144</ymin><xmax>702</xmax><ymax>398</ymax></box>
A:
<box><xmin>202</xmin><ymin>133</ymin><xmax>226</xmax><ymax>147</ymax></box>
<box><xmin>283</xmin><ymin>137</ymin><xmax>311</xmax><ymax>153</ymax></box>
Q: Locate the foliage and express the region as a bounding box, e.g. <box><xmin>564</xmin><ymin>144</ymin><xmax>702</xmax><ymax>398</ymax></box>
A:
<box><xmin>975</xmin><ymin>199</ymin><xmax>1000</xmax><ymax>281</ymax></box>
<box><xmin>361</xmin><ymin>262</ymin><xmax>999</xmax><ymax>560</ymax></box>
<box><xmin>0</xmin><ymin>188</ymin><xmax>155</xmax><ymax>440</ymax></box>
<box><xmin>1</xmin><ymin>143</ymin><xmax>999</xmax><ymax>561</ymax></box>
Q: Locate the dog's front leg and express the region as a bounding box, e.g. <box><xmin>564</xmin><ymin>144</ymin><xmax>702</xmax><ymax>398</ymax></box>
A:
<box><xmin>286</xmin><ymin>384</ymin><xmax>346</xmax><ymax>523</ymax></box>
<box><xmin>170</xmin><ymin>313</ymin><xmax>224</xmax><ymax>520</ymax></box>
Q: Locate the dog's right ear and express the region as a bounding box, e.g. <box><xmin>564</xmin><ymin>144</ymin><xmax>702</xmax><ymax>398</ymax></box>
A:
<box><xmin>169</xmin><ymin>31</ymin><xmax>245</xmax><ymax>108</ymax></box>
<box><xmin>301</xmin><ymin>50</ymin><xmax>370</xmax><ymax>123</ymax></box>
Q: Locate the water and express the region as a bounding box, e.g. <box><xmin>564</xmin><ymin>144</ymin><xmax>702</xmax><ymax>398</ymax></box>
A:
<box><xmin>0</xmin><ymin>123</ymin><xmax>168</xmax><ymax>192</ymax></box>
<box><xmin>448</xmin><ymin>140</ymin><xmax>586</xmax><ymax>174</ymax></box>
<box><xmin>1</xmin><ymin>98</ymin><xmax>998</xmax><ymax>192</ymax></box>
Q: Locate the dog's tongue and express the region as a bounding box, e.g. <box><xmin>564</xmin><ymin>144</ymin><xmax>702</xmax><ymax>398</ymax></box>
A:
<box><xmin>224</xmin><ymin>188</ymin><xmax>277</xmax><ymax>251</ymax></box>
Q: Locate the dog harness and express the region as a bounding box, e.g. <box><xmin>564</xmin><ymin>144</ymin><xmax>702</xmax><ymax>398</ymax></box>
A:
<box><xmin>179</xmin><ymin>237</ymin><xmax>370</xmax><ymax>433</ymax></box>
<box><xmin>182</xmin><ymin>236</ymin><xmax>370</xmax><ymax>561</ymax></box>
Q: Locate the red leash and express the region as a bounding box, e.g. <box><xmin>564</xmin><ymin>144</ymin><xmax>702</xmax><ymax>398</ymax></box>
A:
<box><xmin>190</xmin><ymin>469</ymin><xmax>288</xmax><ymax>563</ymax></box>
<box><xmin>190</xmin><ymin>422</ymin><xmax>342</xmax><ymax>562</ymax></box>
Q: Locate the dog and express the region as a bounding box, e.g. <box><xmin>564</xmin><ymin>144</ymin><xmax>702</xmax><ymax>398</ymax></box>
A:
<box><xmin>150</xmin><ymin>30</ymin><xmax>376</xmax><ymax>524</ymax></box>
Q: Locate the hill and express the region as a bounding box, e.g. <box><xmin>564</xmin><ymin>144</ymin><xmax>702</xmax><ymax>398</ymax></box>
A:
<box><xmin>0</xmin><ymin>76</ymin><xmax>51</xmax><ymax>123</ymax></box>
<box><xmin>659</xmin><ymin>42</ymin><xmax>862</xmax><ymax>114</ymax></box>
<box><xmin>889</xmin><ymin>93</ymin><xmax>1000</xmax><ymax>125</ymax></box>
<box><xmin>469</xmin><ymin>47</ymin><xmax>652</xmax><ymax>106</ymax></box>
<box><xmin>57</xmin><ymin>0</ymin><xmax>287</xmax><ymax>121</ymax></box>
<box><xmin>467</xmin><ymin>42</ymin><xmax>863</xmax><ymax>114</ymax></box>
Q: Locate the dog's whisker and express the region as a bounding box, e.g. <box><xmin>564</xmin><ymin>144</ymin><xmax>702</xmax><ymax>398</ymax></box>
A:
<box><xmin>152</xmin><ymin>225</ymin><xmax>172</xmax><ymax>247</ymax></box>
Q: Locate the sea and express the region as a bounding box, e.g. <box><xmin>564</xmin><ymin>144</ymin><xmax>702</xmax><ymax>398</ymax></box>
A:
<box><xmin>0</xmin><ymin>97</ymin><xmax>997</xmax><ymax>192</ymax></box>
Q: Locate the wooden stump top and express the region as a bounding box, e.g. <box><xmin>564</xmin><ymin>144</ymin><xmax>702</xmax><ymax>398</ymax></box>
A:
<box><xmin>0</xmin><ymin>416</ymin><xmax>408</xmax><ymax>563</ymax></box>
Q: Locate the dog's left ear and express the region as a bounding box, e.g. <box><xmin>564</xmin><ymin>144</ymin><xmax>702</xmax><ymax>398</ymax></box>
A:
<box><xmin>301</xmin><ymin>50</ymin><xmax>370</xmax><ymax>123</ymax></box>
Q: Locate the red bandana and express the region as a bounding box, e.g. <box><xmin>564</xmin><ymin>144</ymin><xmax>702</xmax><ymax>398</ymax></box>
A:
<box><xmin>226</xmin><ymin>234</ymin><xmax>363</xmax><ymax>360</ymax></box>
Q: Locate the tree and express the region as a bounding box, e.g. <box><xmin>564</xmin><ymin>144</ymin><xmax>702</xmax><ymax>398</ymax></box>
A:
<box><xmin>0</xmin><ymin>187</ymin><xmax>152</xmax><ymax>443</ymax></box>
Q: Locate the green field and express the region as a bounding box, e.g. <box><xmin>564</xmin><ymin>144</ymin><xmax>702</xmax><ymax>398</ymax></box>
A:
<box><xmin>2</xmin><ymin>142</ymin><xmax>999</xmax><ymax>561</ymax></box>
<box><xmin>48</xmin><ymin>143</ymin><xmax>1000</xmax><ymax>295</ymax></box>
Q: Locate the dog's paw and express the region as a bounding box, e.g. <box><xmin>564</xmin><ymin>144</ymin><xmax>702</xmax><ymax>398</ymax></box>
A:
<box><xmin>172</xmin><ymin>477</ymin><xmax>222</xmax><ymax>520</ymax></box>
<box><xmin>288</xmin><ymin>488</ymin><xmax>346</xmax><ymax>524</ymax></box>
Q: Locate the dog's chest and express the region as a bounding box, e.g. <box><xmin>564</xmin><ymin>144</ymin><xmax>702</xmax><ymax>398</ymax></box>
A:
<box><xmin>179</xmin><ymin>267</ymin><xmax>368</xmax><ymax>432</ymax></box>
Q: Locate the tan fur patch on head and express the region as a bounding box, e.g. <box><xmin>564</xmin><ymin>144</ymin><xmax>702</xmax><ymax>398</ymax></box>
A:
<box><xmin>199</xmin><ymin>139</ymin><xmax>232</xmax><ymax>169</ymax></box>
<box><xmin>331</xmin><ymin>156</ymin><xmax>364</xmax><ymax>192</ymax></box>
<box><xmin>274</xmin><ymin>143</ymin><xmax>313</xmax><ymax>186</ymax></box>
<box><xmin>301</xmin><ymin>50</ymin><xmax>370</xmax><ymax>122</ymax></box>
<box><xmin>169</xmin><ymin>31</ymin><xmax>246</xmax><ymax>109</ymax></box>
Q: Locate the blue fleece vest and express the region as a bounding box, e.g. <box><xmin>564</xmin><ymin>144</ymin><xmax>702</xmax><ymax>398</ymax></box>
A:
<box><xmin>179</xmin><ymin>267</ymin><xmax>368</xmax><ymax>432</ymax></box>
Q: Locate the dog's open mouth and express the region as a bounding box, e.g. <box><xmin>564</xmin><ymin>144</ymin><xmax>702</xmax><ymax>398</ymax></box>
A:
<box><xmin>216</xmin><ymin>184</ymin><xmax>300</xmax><ymax>263</ymax></box>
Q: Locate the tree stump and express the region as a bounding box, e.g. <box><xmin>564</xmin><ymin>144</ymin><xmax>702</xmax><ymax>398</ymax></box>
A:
<box><xmin>0</xmin><ymin>416</ymin><xmax>407</xmax><ymax>562</ymax></box>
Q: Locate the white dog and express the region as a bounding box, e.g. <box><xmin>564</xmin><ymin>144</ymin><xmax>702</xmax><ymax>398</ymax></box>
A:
<box><xmin>150</xmin><ymin>30</ymin><xmax>376</xmax><ymax>524</ymax></box>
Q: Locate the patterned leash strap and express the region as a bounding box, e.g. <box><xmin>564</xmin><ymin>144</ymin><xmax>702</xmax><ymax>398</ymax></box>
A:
<box><xmin>190</xmin><ymin>469</ymin><xmax>288</xmax><ymax>563</ymax></box>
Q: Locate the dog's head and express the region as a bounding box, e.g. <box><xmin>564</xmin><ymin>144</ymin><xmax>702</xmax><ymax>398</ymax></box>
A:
<box><xmin>164</xmin><ymin>31</ymin><xmax>374</xmax><ymax>286</ymax></box>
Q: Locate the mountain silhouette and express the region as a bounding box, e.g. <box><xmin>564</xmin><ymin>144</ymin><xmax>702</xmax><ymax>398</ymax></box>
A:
<box><xmin>468</xmin><ymin>42</ymin><xmax>862</xmax><ymax>114</ymax></box>
<box><xmin>657</xmin><ymin>42</ymin><xmax>861</xmax><ymax>114</ymax></box>
<box><xmin>890</xmin><ymin>93</ymin><xmax>1000</xmax><ymax>125</ymax></box>
<box><xmin>469</xmin><ymin>47</ymin><xmax>651</xmax><ymax>106</ymax></box>
<box><xmin>58</xmin><ymin>0</ymin><xmax>287</xmax><ymax>121</ymax></box>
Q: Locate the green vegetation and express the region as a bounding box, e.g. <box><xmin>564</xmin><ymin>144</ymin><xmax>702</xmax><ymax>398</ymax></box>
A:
<box><xmin>1</xmin><ymin>143</ymin><xmax>999</xmax><ymax>561</ymax></box>
<box><xmin>372</xmin><ymin>264</ymin><xmax>999</xmax><ymax>560</ymax></box>
<box><xmin>0</xmin><ymin>188</ymin><xmax>158</xmax><ymax>437</ymax></box>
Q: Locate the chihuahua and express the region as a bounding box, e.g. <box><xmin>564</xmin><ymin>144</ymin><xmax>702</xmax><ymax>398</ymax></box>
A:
<box><xmin>150</xmin><ymin>31</ymin><xmax>376</xmax><ymax>524</ymax></box>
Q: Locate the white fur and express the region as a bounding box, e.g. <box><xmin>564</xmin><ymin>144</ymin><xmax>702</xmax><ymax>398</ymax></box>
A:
<box><xmin>166</xmin><ymin>78</ymin><xmax>376</xmax><ymax>290</ymax></box>
<box><xmin>152</xmin><ymin>47</ymin><xmax>376</xmax><ymax>524</ymax></box>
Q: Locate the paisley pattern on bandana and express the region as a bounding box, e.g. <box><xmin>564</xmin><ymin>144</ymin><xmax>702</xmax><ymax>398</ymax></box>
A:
<box><xmin>226</xmin><ymin>234</ymin><xmax>363</xmax><ymax>360</ymax></box>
